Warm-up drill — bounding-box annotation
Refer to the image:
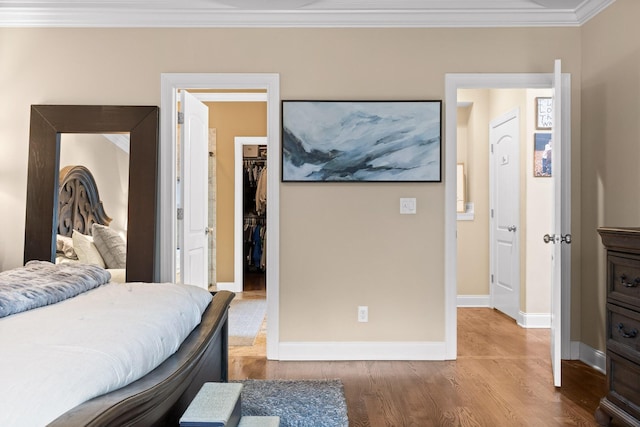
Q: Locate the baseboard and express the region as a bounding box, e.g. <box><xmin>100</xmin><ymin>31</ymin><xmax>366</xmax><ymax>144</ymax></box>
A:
<box><xmin>517</xmin><ymin>311</ymin><xmax>551</xmax><ymax>328</ymax></box>
<box><xmin>278</xmin><ymin>341</ymin><xmax>446</xmax><ymax>361</ymax></box>
<box><xmin>576</xmin><ymin>341</ymin><xmax>606</xmax><ymax>374</ymax></box>
<box><xmin>457</xmin><ymin>295</ymin><xmax>490</xmax><ymax>307</ymax></box>
<box><xmin>215</xmin><ymin>281</ymin><xmax>242</xmax><ymax>292</ymax></box>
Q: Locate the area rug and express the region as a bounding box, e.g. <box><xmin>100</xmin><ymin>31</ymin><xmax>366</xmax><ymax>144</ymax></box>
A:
<box><xmin>235</xmin><ymin>379</ymin><xmax>349</xmax><ymax>427</ymax></box>
<box><xmin>228</xmin><ymin>298</ymin><xmax>267</xmax><ymax>346</ymax></box>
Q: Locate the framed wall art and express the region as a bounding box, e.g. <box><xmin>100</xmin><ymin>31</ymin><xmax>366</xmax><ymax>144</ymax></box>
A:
<box><xmin>536</xmin><ymin>97</ymin><xmax>553</xmax><ymax>130</ymax></box>
<box><xmin>533</xmin><ymin>132</ymin><xmax>552</xmax><ymax>177</ymax></box>
<box><xmin>281</xmin><ymin>100</ymin><xmax>442</xmax><ymax>182</ymax></box>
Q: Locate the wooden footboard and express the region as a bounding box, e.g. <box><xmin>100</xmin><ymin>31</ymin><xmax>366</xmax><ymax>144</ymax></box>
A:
<box><xmin>49</xmin><ymin>290</ymin><xmax>235</xmax><ymax>427</ymax></box>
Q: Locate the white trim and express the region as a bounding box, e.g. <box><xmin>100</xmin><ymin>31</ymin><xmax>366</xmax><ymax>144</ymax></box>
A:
<box><xmin>456</xmin><ymin>202</ymin><xmax>474</xmax><ymax>221</ymax></box>
<box><xmin>215</xmin><ymin>282</ymin><xmax>237</xmax><ymax>292</ymax></box>
<box><xmin>577</xmin><ymin>341</ymin><xmax>606</xmax><ymax>374</ymax></box>
<box><xmin>278</xmin><ymin>341</ymin><xmax>446</xmax><ymax>361</ymax></box>
<box><xmin>160</xmin><ymin>73</ymin><xmax>281</xmax><ymax>360</ymax></box>
<box><xmin>444</xmin><ymin>72</ymin><xmax>572</xmax><ymax>363</ymax></box>
<box><xmin>234</xmin><ymin>136</ymin><xmax>268</xmax><ymax>294</ymax></box>
<box><xmin>517</xmin><ymin>311</ymin><xmax>551</xmax><ymax>329</ymax></box>
<box><xmin>456</xmin><ymin>295</ymin><xmax>490</xmax><ymax>307</ymax></box>
<box><xmin>192</xmin><ymin>93</ymin><xmax>268</xmax><ymax>103</ymax></box>
<box><xmin>0</xmin><ymin>2</ymin><xmax>615</xmax><ymax>28</ymax></box>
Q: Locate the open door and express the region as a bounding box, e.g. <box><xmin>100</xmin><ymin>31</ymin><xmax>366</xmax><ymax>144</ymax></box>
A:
<box><xmin>549</xmin><ymin>59</ymin><xmax>563</xmax><ymax>387</ymax></box>
<box><xmin>179</xmin><ymin>90</ymin><xmax>209</xmax><ymax>289</ymax></box>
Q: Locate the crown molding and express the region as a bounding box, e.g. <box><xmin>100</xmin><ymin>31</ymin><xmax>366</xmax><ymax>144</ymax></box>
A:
<box><xmin>0</xmin><ymin>0</ymin><xmax>616</xmax><ymax>28</ymax></box>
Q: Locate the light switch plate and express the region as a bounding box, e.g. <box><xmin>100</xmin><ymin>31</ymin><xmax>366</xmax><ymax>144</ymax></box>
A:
<box><xmin>400</xmin><ymin>198</ymin><xmax>417</xmax><ymax>214</ymax></box>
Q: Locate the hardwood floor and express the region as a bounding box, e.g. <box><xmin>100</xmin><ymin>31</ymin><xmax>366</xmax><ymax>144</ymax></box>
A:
<box><xmin>228</xmin><ymin>294</ymin><xmax>606</xmax><ymax>426</ymax></box>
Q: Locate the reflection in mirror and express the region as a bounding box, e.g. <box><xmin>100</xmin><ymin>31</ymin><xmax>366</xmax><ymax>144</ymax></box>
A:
<box><xmin>56</xmin><ymin>134</ymin><xmax>130</xmax><ymax>283</ymax></box>
<box><xmin>60</xmin><ymin>134</ymin><xmax>130</xmax><ymax>239</ymax></box>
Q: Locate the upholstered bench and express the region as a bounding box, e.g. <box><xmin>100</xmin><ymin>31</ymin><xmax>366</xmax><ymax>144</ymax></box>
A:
<box><xmin>180</xmin><ymin>383</ymin><xmax>280</xmax><ymax>427</ymax></box>
<box><xmin>238</xmin><ymin>416</ymin><xmax>280</xmax><ymax>427</ymax></box>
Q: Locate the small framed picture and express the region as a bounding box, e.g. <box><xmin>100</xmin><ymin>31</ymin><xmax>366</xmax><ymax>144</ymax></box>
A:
<box><xmin>536</xmin><ymin>97</ymin><xmax>553</xmax><ymax>130</ymax></box>
<box><xmin>533</xmin><ymin>133</ymin><xmax>552</xmax><ymax>177</ymax></box>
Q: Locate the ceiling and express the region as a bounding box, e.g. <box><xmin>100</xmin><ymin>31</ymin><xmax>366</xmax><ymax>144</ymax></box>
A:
<box><xmin>0</xmin><ymin>0</ymin><xmax>615</xmax><ymax>28</ymax></box>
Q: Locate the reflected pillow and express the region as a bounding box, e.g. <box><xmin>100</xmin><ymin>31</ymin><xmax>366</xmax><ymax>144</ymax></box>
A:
<box><xmin>92</xmin><ymin>223</ymin><xmax>126</xmax><ymax>269</ymax></box>
<box><xmin>72</xmin><ymin>230</ymin><xmax>106</xmax><ymax>268</ymax></box>
<box><xmin>56</xmin><ymin>234</ymin><xmax>77</xmax><ymax>259</ymax></box>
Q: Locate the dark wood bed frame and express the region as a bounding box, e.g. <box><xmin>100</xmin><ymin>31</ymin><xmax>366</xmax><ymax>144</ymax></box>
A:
<box><xmin>49</xmin><ymin>290</ymin><xmax>234</xmax><ymax>427</ymax></box>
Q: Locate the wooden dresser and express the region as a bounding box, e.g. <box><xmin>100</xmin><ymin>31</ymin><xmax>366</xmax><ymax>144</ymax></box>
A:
<box><xmin>596</xmin><ymin>227</ymin><xmax>640</xmax><ymax>427</ymax></box>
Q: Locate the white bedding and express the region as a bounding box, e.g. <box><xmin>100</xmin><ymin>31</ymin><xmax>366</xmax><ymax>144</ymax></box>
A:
<box><xmin>0</xmin><ymin>281</ymin><xmax>212</xmax><ymax>426</ymax></box>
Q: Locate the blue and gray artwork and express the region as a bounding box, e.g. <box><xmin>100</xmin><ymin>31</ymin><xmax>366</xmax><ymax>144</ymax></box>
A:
<box><xmin>282</xmin><ymin>101</ymin><xmax>441</xmax><ymax>182</ymax></box>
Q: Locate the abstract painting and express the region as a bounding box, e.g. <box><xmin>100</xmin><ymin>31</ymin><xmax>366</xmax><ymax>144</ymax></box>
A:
<box><xmin>281</xmin><ymin>100</ymin><xmax>441</xmax><ymax>182</ymax></box>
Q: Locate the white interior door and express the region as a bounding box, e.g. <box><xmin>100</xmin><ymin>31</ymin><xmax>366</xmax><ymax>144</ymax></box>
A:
<box><xmin>549</xmin><ymin>59</ymin><xmax>563</xmax><ymax>387</ymax></box>
<box><xmin>490</xmin><ymin>109</ymin><xmax>520</xmax><ymax>320</ymax></box>
<box><xmin>179</xmin><ymin>90</ymin><xmax>209</xmax><ymax>289</ymax></box>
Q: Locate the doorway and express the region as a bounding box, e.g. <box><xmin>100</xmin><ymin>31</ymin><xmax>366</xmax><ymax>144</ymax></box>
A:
<box><xmin>235</xmin><ymin>137</ymin><xmax>268</xmax><ymax>294</ymax></box>
<box><xmin>159</xmin><ymin>73</ymin><xmax>281</xmax><ymax>360</ymax></box>
<box><xmin>444</xmin><ymin>72</ymin><xmax>572</xmax><ymax>365</ymax></box>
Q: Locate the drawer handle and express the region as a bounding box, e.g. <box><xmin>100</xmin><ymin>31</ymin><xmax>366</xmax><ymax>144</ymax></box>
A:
<box><xmin>620</xmin><ymin>274</ymin><xmax>640</xmax><ymax>288</ymax></box>
<box><xmin>617</xmin><ymin>323</ymin><xmax>638</xmax><ymax>339</ymax></box>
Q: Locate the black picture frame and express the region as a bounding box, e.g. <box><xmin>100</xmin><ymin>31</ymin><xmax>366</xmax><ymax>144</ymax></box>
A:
<box><xmin>281</xmin><ymin>100</ymin><xmax>442</xmax><ymax>182</ymax></box>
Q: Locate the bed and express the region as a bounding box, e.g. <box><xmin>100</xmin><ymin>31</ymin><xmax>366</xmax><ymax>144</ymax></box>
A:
<box><xmin>0</xmin><ymin>261</ymin><xmax>234</xmax><ymax>426</ymax></box>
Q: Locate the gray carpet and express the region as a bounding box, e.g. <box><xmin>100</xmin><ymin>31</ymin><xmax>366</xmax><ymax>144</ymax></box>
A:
<box><xmin>228</xmin><ymin>298</ymin><xmax>267</xmax><ymax>346</ymax></box>
<box><xmin>235</xmin><ymin>379</ymin><xmax>349</xmax><ymax>427</ymax></box>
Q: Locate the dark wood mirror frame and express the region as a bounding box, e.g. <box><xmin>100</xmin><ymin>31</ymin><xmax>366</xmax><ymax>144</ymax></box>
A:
<box><xmin>24</xmin><ymin>105</ymin><xmax>159</xmax><ymax>282</ymax></box>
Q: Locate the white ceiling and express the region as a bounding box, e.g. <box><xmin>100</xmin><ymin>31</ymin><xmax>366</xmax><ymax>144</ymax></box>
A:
<box><xmin>0</xmin><ymin>0</ymin><xmax>615</xmax><ymax>28</ymax></box>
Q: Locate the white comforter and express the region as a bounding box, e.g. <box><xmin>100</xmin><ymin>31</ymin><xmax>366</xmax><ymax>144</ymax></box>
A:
<box><xmin>0</xmin><ymin>282</ymin><xmax>212</xmax><ymax>427</ymax></box>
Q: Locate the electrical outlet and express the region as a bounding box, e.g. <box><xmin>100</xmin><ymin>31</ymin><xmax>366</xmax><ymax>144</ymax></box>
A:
<box><xmin>358</xmin><ymin>306</ymin><xmax>368</xmax><ymax>322</ymax></box>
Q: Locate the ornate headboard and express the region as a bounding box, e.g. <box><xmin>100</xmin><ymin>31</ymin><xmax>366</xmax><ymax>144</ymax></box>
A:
<box><xmin>58</xmin><ymin>165</ymin><xmax>111</xmax><ymax>237</ymax></box>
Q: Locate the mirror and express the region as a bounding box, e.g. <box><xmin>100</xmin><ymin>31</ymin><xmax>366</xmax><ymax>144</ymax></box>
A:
<box><xmin>24</xmin><ymin>105</ymin><xmax>159</xmax><ymax>282</ymax></box>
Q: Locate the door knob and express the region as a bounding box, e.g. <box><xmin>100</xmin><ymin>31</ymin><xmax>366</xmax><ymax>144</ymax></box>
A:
<box><xmin>507</xmin><ymin>225</ymin><xmax>517</xmax><ymax>232</ymax></box>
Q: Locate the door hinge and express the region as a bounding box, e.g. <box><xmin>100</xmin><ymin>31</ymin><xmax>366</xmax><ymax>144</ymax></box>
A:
<box><xmin>491</xmin><ymin>209</ymin><xmax>494</xmax><ymax>218</ymax></box>
<box><xmin>491</xmin><ymin>274</ymin><xmax>494</xmax><ymax>283</ymax></box>
<box><xmin>177</xmin><ymin>112</ymin><xmax>184</xmax><ymax>125</ymax></box>
<box><xmin>491</xmin><ymin>144</ymin><xmax>494</xmax><ymax>154</ymax></box>
<box><xmin>177</xmin><ymin>208</ymin><xmax>184</xmax><ymax>220</ymax></box>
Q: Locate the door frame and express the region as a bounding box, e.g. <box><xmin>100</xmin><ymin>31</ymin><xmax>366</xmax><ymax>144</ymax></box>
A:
<box><xmin>489</xmin><ymin>108</ymin><xmax>521</xmax><ymax>320</ymax></box>
<box><xmin>159</xmin><ymin>73</ymin><xmax>281</xmax><ymax>360</ymax></box>
<box><xmin>444</xmin><ymin>73</ymin><xmax>571</xmax><ymax>360</ymax></box>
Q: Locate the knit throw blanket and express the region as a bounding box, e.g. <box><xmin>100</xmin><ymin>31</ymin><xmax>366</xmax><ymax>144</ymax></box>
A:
<box><xmin>0</xmin><ymin>261</ymin><xmax>111</xmax><ymax>318</ymax></box>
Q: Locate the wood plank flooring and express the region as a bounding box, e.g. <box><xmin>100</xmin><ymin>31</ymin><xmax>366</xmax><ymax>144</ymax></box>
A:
<box><xmin>228</xmin><ymin>294</ymin><xmax>607</xmax><ymax>426</ymax></box>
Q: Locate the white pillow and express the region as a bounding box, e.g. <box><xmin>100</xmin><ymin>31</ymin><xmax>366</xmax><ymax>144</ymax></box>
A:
<box><xmin>92</xmin><ymin>223</ymin><xmax>127</xmax><ymax>269</ymax></box>
<box><xmin>56</xmin><ymin>234</ymin><xmax>77</xmax><ymax>259</ymax></box>
<box><xmin>72</xmin><ymin>230</ymin><xmax>106</xmax><ymax>268</ymax></box>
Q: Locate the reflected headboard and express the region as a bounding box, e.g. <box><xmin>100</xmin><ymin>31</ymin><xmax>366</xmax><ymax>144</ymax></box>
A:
<box><xmin>58</xmin><ymin>165</ymin><xmax>112</xmax><ymax>237</ymax></box>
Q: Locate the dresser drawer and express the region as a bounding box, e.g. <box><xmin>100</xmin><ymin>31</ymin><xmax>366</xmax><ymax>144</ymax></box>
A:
<box><xmin>606</xmin><ymin>351</ymin><xmax>640</xmax><ymax>420</ymax></box>
<box><xmin>608</xmin><ymin>303</ymin><xmax>640</xmax><ymax>361</ymax></box>
<box><xmin>608</xmin><ymin>253</ymin><xmax>640</xmax><ymax>308</ymax></box>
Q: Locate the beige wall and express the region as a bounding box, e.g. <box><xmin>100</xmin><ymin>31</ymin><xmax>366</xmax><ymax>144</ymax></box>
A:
<box><xmin>0</xmin><ymin>26</ymin><xmax>582</xmax><ymax>345</ymax></box>
<box><xmin>580</xmin><ymin>0</ymin><xmax>640</xmax><ymax>351</ymax></box>
<box><xmin>456</xmin><ymin>90</ymin><xmax>490</xmax><ymax>297</ymax></box>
